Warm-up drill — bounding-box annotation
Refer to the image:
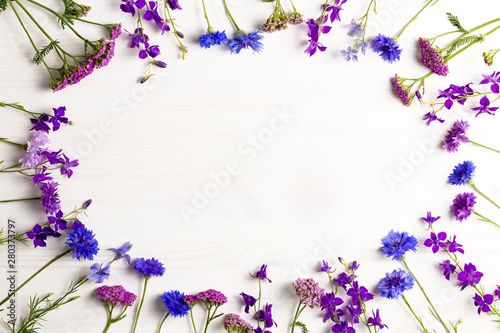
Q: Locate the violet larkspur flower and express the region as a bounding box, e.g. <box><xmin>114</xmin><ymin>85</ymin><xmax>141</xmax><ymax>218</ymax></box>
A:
<box><xmin>332</xmin><ymin>321</ymin><xmax>355</xmax><ymax>333</ymax></box>
<box><xmin>240</xmin><ymin>292</ymin><xmax>257</xmax><ymax>313</ymax></box>
<box><xmin>391</xmin><ymin>75</ymin><xmax>411</xmax><ymax>106</ymax></box>
<box><xmin>250</xmin><ymin>264</ymin><xmax>272</xmax><ymax>282</ymax></box>
<box><xmin>439</xmin><ymin>260</ymin><xmax>456</xmax><ymax>280</ymax></box>
<box><xmin>166</xmin><ymin>0</ymin><xmax>181</xmax><ymax>10</ymax></box>
<box><xmin>422</xmin><ymin>112</ymin><xmax>445</xmax><ymax>126</ymax></box>
<box><xmin>471</xmin><ymin>95</ymin><xmax>499</xmax><ymax>117</ymax></box>
<box><xmin>325</xmin><ymin>0</ymin><xmax>347</xmax><ymax>23</ymax></box>
<box><xmin>133</xmin><ymin>257</ymin><xmax>165</xmax><ymax>277</ymax></box>
<box><xmin>49</xmin><ymin>106</ymin><xmax>69</xmax><ymax>131</ymax></box>
<box><xmin>457</xmin><ymin>263</ymin><xmax>483</xmax><ymax>290</ymax></box>
<box><xmin>437</xmin><ymin>84</ymin><xmax>474</xmax><ymax>109</ymax></box>
<box><xmin>424</xmin><ymin>232</ymin><xmax>447</xmax><ymax>253</ymax></box>
<box><xmin>449</xmin><ymin>160</ymin><xmax>475</xmax><ymax>186</ymax></box>
<box><xmin>340</xmin><ymin>47</ymin><xmax>357</xmax><ymax>62</ymax></box>
<box><xmin>96</xmin><ymin>285</ymin><xmax>137</xmax><ymax>306</ymax></box>
<box><xmin>59</xmin><ymin>154</ymin><xmax>79</xmax><ymax>178</ymax></box>
<box><xmin>33</xmin><ymin>167</ymin><xmax>53</xmax><ymax>184</ymax></box>
<box><xmin>88</xmin><ymin>263</ymin><xmax>111</xmax><ymax>283</ymax></box>
<box><xmin>227</xmin><ymin>31</ymin><xmax>264</xmax><ymax>54</ymax></box>
<box><xmin>161</xmin><ymin>290</ymin><xmax>191</xmax><ymax>317</ymax></box>
<box><xmin>421</xmin><ymin>211</ymin><xmax>440</xmax><ymax>230</ymax></box>
<box><xmin>48</xmin><ymin>210</ymin><xmax>67</xmax><ymax>231</ymax></box>
<box><xmin>347</xmin><ymin>19</ymin><xmax>362</xmax><ymax>37</ymax></box>
<box><xmin>473</xmin><ymin>293</ymin><xmax>494</xmax><ymax>314</ymax></box>
<box><xmin>480</xmin><ymin>71</ymin><xmax>500</xmax><ymax>94</ymax></box>
<box><xmin>443</xmin><ymin>120</ymin><xmax>470</xmax><ymax>153</ymax></box>
<box><xmin>347</xmin><ymin>281</ymin><xmax>374</xmax><ymax>304</ymax></box>
<box><xmin>293</xmin><ymin>278</ymin><xmax>325</xmax><ymax>308</ymax></box>
<box><xmin>380</xmin><ymin>230</ymin><xmax>418</xmax><ymax>260</ymax></box>
<box><xmin>418</xmin><ymin>38</ymin><xmax>449</xmax><ymax>76</ymax></box>
<box><xmin>333</xmin><ymin>272</ymin><xmax>355</xmax><ymax>290</ymax></box>
<box><xmin>447</xmin><ymin>235</ymin><xmax>465</xmax><ymax>254</ymax></box>
<box><xmin>304</xmin><ymin>18</ymin><xmax>327</xmax><ymax>57</ymax></box>
<box><xmin>139</xmin><ymin>44</ymin><xmax>160</xmax><ymax>59</ymax></box>
<box><xmin>367</xmin><ymin>309</ymin><xmax>388</xmax><ymax>329</ymax></box>
<box><xmin>39</xmin><ymin>181</ymin><xmax>61</xmax><ymax>215</ymax></box>
<box><xmin>26</xmin><ymin>224</ymin><xmax>50</xmax><ymax>248</ymax></box>
<box><xmin>65</xmin><ymin>226</ymin><xmax>99</xmax><ymax>260</ymax></box>
<box><xmin>371</xmin><ymin>34</ymin><xmax>402</xmax><ymax>63</ymax></box>
<box><xmin>255</xmin><ymin>303</ymin><xmax>276</xmax><ymax>328</ymax></box>
<box><xmin>321</xmin><ymin>292</ymin><xmax>344</xmax><ymax>322</ymax></box>
<box><xmin>120</xmin><ymin>0</ymin><xmax>136</xmax><ymax>16</ymax></box>
<box><xmin>451</xmin><ymin>192</ymin><xmax>477</xmax><ymax>222</ymax></box>
<box><xmin>319</xmin><ymin>260</ymin><xmax>333</xmax><ymax>273</ymax></box>
<box><xmin>378</xmin><ymin>269</ymin><xmax>414</xmax><ymax>299</ymax></box>
<box><xmin>223</xmin><ymin>313</ymin><xmax>254</xmax><ymax>333</ymax></box>
<box><xmin>109</xmin><ymin>241</ymin><xmax>133</xmax><ymax>264</ymax></box>
<box><xmin>29</xmin><ymin>114</ymin><xmax>51</xmax><ymax>133</ymax></box>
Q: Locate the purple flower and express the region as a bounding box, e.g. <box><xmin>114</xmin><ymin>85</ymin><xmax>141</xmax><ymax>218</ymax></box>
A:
<box><xmin>88</xmin><ymin>263</ymin><xmax>111</xmax><ymax>283</ymax></box>
<box><xmin>20</xmin><ymin>132</ymin><xmax>50</xmax><ymax>168</ymax></box>
<box><xmin>304</xmin><ymin>19</ymin><xmax>327</xmax><ymax>56</ymax></box>
<box><xmin>30</xmin><ymin>114</ymin><xmax>51</xmax><ymax>133</ymax></box>
<box><xmin>421</xmin><ymin>211</ymin><xmax>440</xmax><ymax>230</ymax></box>
<box><xmin>120</xmin><ymin>0</ymin><xmax>136</xmax><ymax>16</ymax></box>
<box><xmin>65</xmin><ymin>226</ymin><xmax>99</xmax><ymax>260</ymax></box>
<box><xmin>378</xmin><ymin>269</ymin><xmax>414</xmax><ymax>299</ymax></box>
<box><xmin>139</xmin><ymin>44</ymin><xmax>160</xmax><ymax>59</ymax></box>
<box><xmin>391</xmin><ymin>75</ymin><xmax>411</xmax><ymax>106</ymax></box>
<box><xmin>293</xmin><ymin>278</ymin><xmax>325</xmax><ymax>308</ymax></box>
<box><xmin>340</xmin><ymin>47</ymin><xmax>358</xmax><ymax>62</ymax></box>
<box><xmin>133</xmin><ymin>257</ymin><xmax>165</xmax><ymax>277</ymax></box>
<box><xmin>347</xmin><ymin>19</ymin><xmax>362</xmax><ymax>37</ymax></box>
<box><xmin>439</xmin><ymin>260</ymin><xmax>456</xmax><ymax>280</ymax></box>
<box><xmin>96</xmin><ymin>285</ymin><xmax>137</xmax><ymax>306</ymax></box>
<box><xmin>197</xmin><ymin>289</ymin><xmax>227</xmax><ymax>305</ymax></box>
<box><xmin>371</xmin><ymin>34</ymin><xmax>402</xmax><ymax>63</ymax></box>
<box><xmin>161</xmin><ymin>290</ymin><xmax>191</xmax><ymax>317</ymax></box>
<box><xmin>42</xmin><ymin>149</ymin><xmax>63</xmax><ymax>165</ymax></box>
<box><xmin>26</xmin><ymin>224</ymin><xmax>49</xmax><ymax>248</ymax></box>
<box><xmin>240</xmin><ymin>292</ymin><xmax>257</xmax><ymax>313</ymax></box>
<box><xmin>367</xmin><ymin>309</ymin><xmax>388</xmax><ymax>329</ymax></box>
<box><xmin>224</xmin><ymin>314</ymin><xmax>254</xmax><ymax>332</ymax></box>
<box><xmin>443</xmin><ymin>120</ymin><xmax>470</xmax><ymax>153</ymax></box>
<box><xmin>471</xmin><ymin>95</ymin><xmax>498</xmax><ymax>117</ymax></box>
<box><xmin>437</xmin><ymin>84</ymin><xmax>473</xmax><ymax>109</ymax></box>
<box><xmin>227</xmin><ymin>31</ymin><xmax>264</xmax><ymax>54</ymax></box>
<box><xmin>166</xmin><ymin>0</ymin><xmax>181</xmax><ymax>10</ymax></box>
<box><xmin>451</xmin><ymin>192</ymin><xmax>476</xmax><ymax>221</ymax></box>
<box><xmin>424</xmin><ymin>232</ymin><xmax>447</xmax><ymax>253</ymax></box>
<box><xmin>39</xmin><ymin>181</ymin><xmax>61</xmax><ymax>215</ymax></box>
<box><xmin>325</xmin><ymin>0</ymin><xmax>347</xmax><ymax>23</ymax></box>
<box><xmin>319</xmin><ymin>260</ymin><xmax>333</xmax><ymax>273</ymax></box>
<box><xmin>457</xmin><ymin>263</ymin><xmax>483</xmax><ymax>290</ymax></box>
<box><xmin>255</xmin><ymin>304</ymin><xmax>276</xmax><ymax>328</ymax></box>
<box><xmin>321</xmin><ymin>292</ymin><xmax>344</xmax><ymax>322</ymax></box>
<box><xmin>380</xmin><ymin>230</ymin><xmax>418</xmax><ymax>260</ymax></box>
<box><xmin>250</xmin><ymin>264</ymin><xmax>272</xmax><ymax>282</ymax></box>
<box><xmin>479</xmin><ymin>71</ymin><xmax>500</xmax><ymax>93</ymax></box>
<box><xmin>128</xmin><ymin>28</ymin><xmax>149</xmax><ymax>48</ymax></box>
<box><xmin>449</xmin><ymin>160</ymin><xmax>475</xmax><ymax>186</ymax></box>
<box><xmin>59</xmin><ymin>154</ymin><xmax>79</xmax><ymax>178</ymax></box>
<box><xmin>33</xmin><ymin>167</ymin><xmax>53</xmax><ymax>184</ymax></box>
<box><xmin>49</xmin><ymin>106</ymin><xmax>69</xmax><ymax>131</ymax></box>
<box><xmin>333</xmin><ymin>272</ymin><xmax>354</xmax><ymax>290</ymax></box>
<box><xmin>347</xmin><ymin>281</ymin><xmax>373</xmax><ymax>304</ymax></box>
<box><xmin>332</xmin><ymin>320</ymin><xmax>355</xmax><ymax>333</ymax></box>
<box><xmin>48</xmin><ymin>210</ymin><xmax>67</xmax><ymax>231</ymax></box>
<box><xmin>109</xmin><ymin>241</ymin><xmax>133</xmax><ymax>264</ymax></box>
<box><xmin>473</xmin><ymin>293</ymin><xmax>494</xmax><ymax>314</ymax></box>
<box><xmin>422</xmin><ymin>112</ymin><xmax>445</xmax><ymax>126</ymax></box>
<box><xmin>418</xmin><ymin>38</ymin><xmax>449</xmax><ymax>76</ymax></box>
<box><xmin>447</xmin><ymin>235</ymin><xmax>464</xmax><ymax>254</ymax></box>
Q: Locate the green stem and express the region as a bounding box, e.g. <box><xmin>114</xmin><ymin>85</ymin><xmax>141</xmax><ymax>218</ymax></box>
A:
<box><xmin>103</xmin><ymin>305</ymin><xmax>114</xmax><ymax>333</ymax></box>
<box><xmin>189</xmin><ymin>309</ymin><xmax>198</xmax><ymax>333</ymax></box>
<box><xmin>203</xmin><ymin>304</ymin><xmax>211</xmax><ymax>333</ymax></box>
<box><xmin>0</xmin><ymin>197</ymin><xmax>41</xmax><ymax>203</ymax></box>
<box><xmin>469</xmin><ymin>181</ymin><xmax>500</xmax><ymax>210</ymax></box>
<box><xmin>401</xmin><ymin>294</ymin><xmax>431</xmax><ymax>333</ymax></box>
<box><xmin>468</xmin><ymin>140</ymin><xmax>500</xmax><ymax>154</ymax></box>
<box><xmin>0</xmin><ymin>249</ymin><xmax>71</xmax><ymax>306</ymax></box>
<box><xmin>163</xmin><ymin>2</ymin><xmax>187</xmax><ymax>59</ymax></box>
<box><xmin>157</xmin><ymin>312</ymin><xmax>170</xmax><ymax>333</ymax></box>
<box><xmin>131</xmin><ymin>276</ymin><xmax>150</xmax><ymax>333</ymax></box>
<box><xmin>402</xmin><ymin>259</ymin><xmax>450</xmax><ymax>333</ymax></box>
<box><xmin>200</xmin><ymin>0</ymin><xmax>212</xmax><ymax>32</ymax></box>
<box><xmin>473</xmin><ymin>211</ymin><xmax>500</xmax><ymax>228</ymax></box>
<box><xmin>0</xmin><ymin>137</ymin><xmax>25</xmax><ymax>148</ymax></box>
<box><xmin>447</xmin><ymin>24</ymin><xmax>500</xmax><ymax>62</ymax></box>
<box><xmin>222</xmin><ymin>0</ymin><xmax>242</xmax><ymax>34</ymax></box>
<box><xmin>290</xmin><ymin>302</ymin><xmax>306</xmax><ymax>333</ymax></box>
<box><xmin>394</xmin><ymin>0</ymin><xmax>437</xmax><ymax>40</ymax></box>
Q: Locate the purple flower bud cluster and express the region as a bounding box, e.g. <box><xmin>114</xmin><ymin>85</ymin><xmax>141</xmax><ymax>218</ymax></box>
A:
<box><xmin>443</xmin><ymin>120</ymin><xmax>469</xmax><ymax>153</ymax></box>
<box><xmin>391</xmin><ymin>74</ymin><xmax>411</xmax><ymax>106</ymax></box>
<box><xmin>260</xmin><ymin>2</ymin><xmax>304</xmax><ymax>34</ymax></box>
<box><xmin>223</xmin><ymin>313</ymin><xmax>254</xmax><ymax>333</ymax></box>
<box><xmin>96</xmin><ymin>285</ymin><xmax>137</xmax><ymax>307</ymax></box>
<box><xmin>293</xmin><ymin>278</ymin><xmax>325</xmax><ymax>308</ymax></box>
<box><xmin>183</xmin><ymin>289</ymin><xmax>227</xmax><ymax>306</ymax></box>
<box><xmin>418</xmin><ymin>38</ymin><xmax>449</xmax><ymax>76</ymax></box>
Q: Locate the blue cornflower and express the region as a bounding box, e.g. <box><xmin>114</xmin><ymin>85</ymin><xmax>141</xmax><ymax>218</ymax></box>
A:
<box><xmin>380</xmin><ymin>230</ymin><xmax>418</xmax><ymax>260</ymax></box>
<box><xmin>449</xmin><ymin>160</ymin><xmax>475</xmax><ymax>185</ymax></box>
<box><xmin>213</xmin><ymin>31</ymin><xmax>228</xmax><ymax>45</ymax></box>
<box><xmin>227</xmin><ymin>31</ymin><xmax>264</xmax><ymax>54</ymax></box>
<box><xmin>109</xmin><ymin>241</ymin><xmax>133</xmax><ymax>264</ymax></box>
<box><xmin>250</xmin><ymin>264</ymin><xmax>272</xmax><ymax>282</ymax></box>
<box><xmin>340</xmin><ymin>47</ymin><xmax>358</xmax><ymax>62</ymax></box>
<box><xmin>347</xmin><ymin>19</ymin><xmax>362</xmax><ymax>37</ymax></box>
<box><xmin>161</xmin><ymin>290</ymin><xmax>191</xmax><ymax>317</ymax></box>
<box><xmin>199</xmin><ymin>31</ymin><xmax>228</xmax><ymax>49</ymax></box>
<box><xmin>88</xmin><ymin>263</ymin><xmax>111</xmax><ymax>283</ymax></box>
<box><xmin>65</xmin><ymin>226</ymin><xmax>99</xmax><ymax>260</ymax></box>
<box><xmin>134</xmin><ymin>257</ymin><xmax>165</xmax><ymax>277</ymax></box>
<box><xmin>378</xmin><ymin>269</ymin><xmax>414</xmax><ymax>299</ymax></box>
<box><xmin>371</xmin><ymin>34</ymin><xmax>402</xmax><ymax>63</ymax></box>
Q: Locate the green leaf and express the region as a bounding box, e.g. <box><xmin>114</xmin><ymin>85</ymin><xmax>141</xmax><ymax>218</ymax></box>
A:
<box><xmin>33</xmin><ymin>41</ymin><xmax>59</xmax><ymax>65</ymax></box>
<box><xmin>0</xmin><ymin>0</ymin><xmax>7</xmax><ymax>13</ymax></box>
<box><xmin>444</xmin><ymin>35</ymin><xmax>484</xmax><ymax>59</ymax></box>
<box><xmin>294</xmin><ymin>321</ymin><xmax>309</xmax><ymax>333</ymax></box>
<box><xmin>447</xmin><ymin>12</ymin><xmax>468</xmax><ymax>34</ymax></box>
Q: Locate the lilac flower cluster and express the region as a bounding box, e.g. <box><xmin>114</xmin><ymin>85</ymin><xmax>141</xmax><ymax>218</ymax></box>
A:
<box><xmin>305</xmin><ymin>0</ymin><xmax>347</xmax><ymax>56</ymax></box>
<box><xmin>223</xmin><ymin>313</ymin><xmax>254</xmax><ymax>333</ymax></box>
<box><xmin>418</xmin><ymin>37</ymin><xmax>449</xmax><ymax>76</ymax></box>
<box><xmin>293</xmin><ymin>278</ymin><xmax>325</xmax><ymax>308</ymax></box>
<box><xmin>96</xmin><ymin>285</ymin><xmax>137</xmax><ymax>307</ymax></box>
<box><xmin>184</xmin><ymin>289</ymin><xmax>228</xmax><ymax>333</ymax></box>
<box><xmin>391</xmin><ymin>75</ymin><xmax>411</xmax><ymax>106</ymax></box>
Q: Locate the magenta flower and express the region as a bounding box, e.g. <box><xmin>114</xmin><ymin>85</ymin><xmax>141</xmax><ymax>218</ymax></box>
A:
<box><xmin>457</xmin><ymin>263</ymin><xmax>483</xmax><ymax>290</ymax></box>
<box><xmin>423</xmin><ymin>232</ymin><xmax>447</xmax><ymax>253</ymax></box>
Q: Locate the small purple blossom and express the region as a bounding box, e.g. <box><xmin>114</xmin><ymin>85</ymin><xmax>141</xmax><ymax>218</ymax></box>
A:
<box><xmin>33</xmin><ymin>167</ymin><xmax>53</xmax><ymax>184</ymax></box>
<box><xmin>443</xmin><ymin>120</ymin><xmax>470</xmax><ymax>153</ymax></box>
<box><xmin>422</xmin><ymin>112</ymin><xmax>445</xmax><ymax>126</ymax></box>
<box><xmin>59</xmin><ymin>154</ymin><xmax>79</xmax><ymax>178</ymax></box>
<box><xmin>447</xmin><ymin>235</ymin><xmax>465</xmax><ymax>254</ymax></box>
<box><xmin>47</xmin><ymin>210</ymin><xmax>67</xmax><ymax>231</ymax></box>
<box><xmin>340</xmin><ymin>47</ymin><xmax>357</xmax><ymax>62</ymax></box>
<box><xmin>139</xmin><ymin>44</ymin><xmax>160</xmax><ymax>59</ymax></box>
<box><xmin>479</xmin><ymin>71</ymin><xmax>500</xmax><ymax>93</ymax></box>
<box><xmin>457</xmin><ymin>263</ymin><xmax>483</xmax><ymax>290</ymax></box>
<box><xmin>109</xmin><ymin>241</ymin><xmax>133</xmax><ymax>264</ymax></box>
<box><xmin>439</xmin><ymin>260</ymin><xmax>456</xmax><ymax>280</ymax></box>
<box><xmin>293</xmin><ymin>278</ymin><xmax>325</xmax><ymax>308</ymax></box>
<box><xmin>424</xmin><ymin>232</ymin><xmax>447</xmax><ymax>253</ymax></box>
<box><xmin>29</xmin><ymin>114</ymin><xmax>51</xmax><ymax>133</ymax></box>
<box><xmin>421</xmin><ymin>211</ymin><xmax>440</xmax><ymax>230</ymax></box>
<box><xmin>367</xmin><ymin>309</ymin><xmax>388</xmax><ymax>329</ymax></box>
<box><xmin>332</xmin><ymin>320</ymin><xmax>355</xmax><ymax>333</ymax></box>
<box><xmin>165</xmin><ymin>0</ymin><xmax>181</xmax><ymax>10</ymax></box>
<box><xmin>471</xmin><ymin>95</ymin><xmax>498</xmax><ymax>117</ymax></box>
<box><xmin>88</xmin><ymin>263</ymin><xmax>111</xmax><ymax>283</ymax></box>
<box><xmin>473</xmin><ymin>293</ymin><xmax>494</xmax><ymax>314</ymax></box>
<box><xmin>49</xmin><ymin>106</ymin><xmax>69</xmax><ymax>131</ymax></box>
<box><xmin>325</xmin><ymin>0</ymin><xmax>347</xmax><ymax>23</ymax></box>
<box><xmin>250</xmin><ymin>264</ymin><xmax>272</xmax><ymax>283</ymax></box>
<box><xmin>240</xmin><ymin>292</ymin><xmax>257</xmax><ymax>313</ymax></box>
<box><xmin>321</xmin><ymin>292</ymin><xmax>344</xmax><ymax>322</ymax></box>
<box><xmin>451</xmin><ymin>192</ymin><xmax>476</xmax><ymax>222</ymax></box>
<box><xmin>347</xmin><ymin>19</ymin><xmax>362</xmax><ymax>37</ymax></box>
<box><xmin>319</xmin><ymin>260</ymin><xmax>334</xmax><ymax>273</ymax></box>
<box><xmin>255</xmin><ymin>304</ymin><xmax>276</xmax><ymax>328</ymax></box>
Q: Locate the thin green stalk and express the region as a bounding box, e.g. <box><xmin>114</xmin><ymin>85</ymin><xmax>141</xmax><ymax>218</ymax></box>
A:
<box><xmin>200</xmin><ymin>0</ymin><xmax>212</xmax><ymax>32</ymax></box>
<box><xmin>394</xmin><ymin>0</ymin><xmax>437</xmax><ymax>40</ymax></box>
<box><xmin>189</xmin><ymin>309</ymin><xmax>198</xmax><ymax>333</ymax></box>
<box><xmin>203</xmin><ymin>305</ymin><xmax>211</xmax><ymax>333</ymax></box>
<box><xmin>163</xmin><ymin>2</ymin><xmax>187</xmax><ymax>59</ymax></box>
<box><xmin>469</xmin><ymin>140</ymin><xmax>500</xmax><ymax>154</ymax></box>
<box><xmin>102</xmin><ymin>305</ymin><xmax>114</xmax><ymax>333</ymax></box>
<box><xmin>222</xmin><ymin>0</ymin><xmax>242</xmax><ymax>34</ymax></box>
<box><xmin>0</xmin><ymin>137</ymin><xmax>25</xmax><ymax>148</ymax></box>
<box><xmin>402</xmin><ymin>259</ymin><xmax>450</xmax><ymax>333</ymax></box>
<box><xmin>290</xmin><ymin>302</ymin><xmax>306</xmax><ymax>333</ymax></box>
<box><xmin>157</xmin><ymin>312</ymin><xmax>170</xmax><ymax>333</ymax></box>
<box><xmin>131</xmin><ymin>276</ymin><xmax>150</xmax><ymax>333</ymax></box>
<box><xmin>401</xmin><ymin>294</ymin><xmax>431</xmax><ymax>333</ymax></box>
<box><xmin>447</xmin><ymin>24</ymin><xmax>500</xmax><ymax>62</ymax></box>
<box><xmin>469</xmin><ymin>181</ymin><xmax>500</xmax><ymax>210</ymax></box>
<box><xmin>0</xmin><ymin>197</ymin><xmax>41</xmax><ymax>203</ymax></box>
<box><xmin>473</xmin><ymin>211</ymin><xmax>500</xmax><ymax>228</ymax></box>
<box><xmin>0</xmin><ymin>249</ymin><xmax>72</xmax><ymax>306</ymax></box>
